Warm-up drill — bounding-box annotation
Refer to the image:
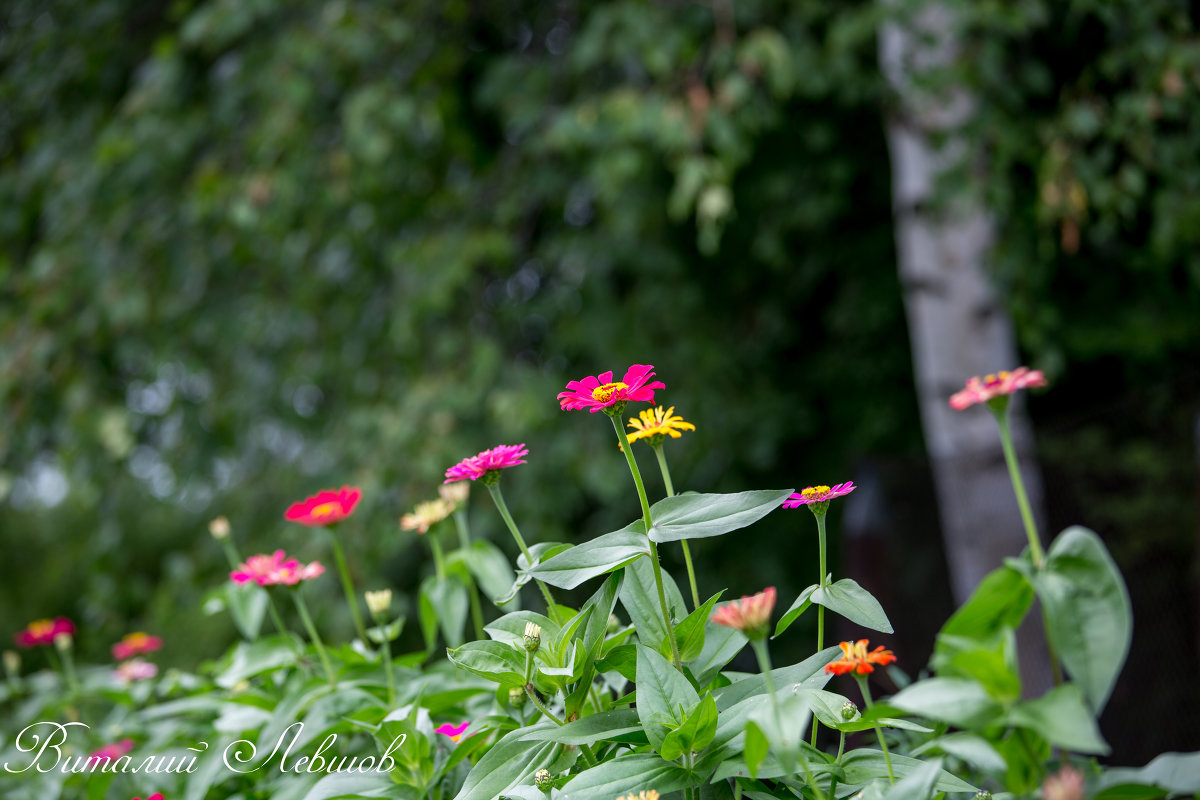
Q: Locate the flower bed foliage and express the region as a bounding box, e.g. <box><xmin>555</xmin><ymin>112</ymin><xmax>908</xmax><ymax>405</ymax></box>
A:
<box><xmin>3</xmin><ymin>364</ymin><xmax>1198</xmax><ymax>800</ymax></box>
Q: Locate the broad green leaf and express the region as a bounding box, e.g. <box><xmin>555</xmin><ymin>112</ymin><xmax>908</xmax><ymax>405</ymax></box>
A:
<box><xmin>636</xmin><ymin>643</ymin><xmax>701</xmax><ymax>751</ymax></box>
<box><xmin>744</xmin><ymin>721</ymin><xmax>769</xmax><ymax>779</ymax></box>
<box><xmin>484</xmin><ymin>610</ymin><xmax>560</xmax><ymax>648</ymax></box>
<box><xmin>445</xmin><ymin>640</ymin><xmax>527</xmax><ymax>685</ymax></box>
<box><xmin>839</xmin><ymin>750</ymin><xmax>977</xmax><ymax>793</ymax></box>
<box><xmin>1033</xmin><ymin>526</ymin><xmax>1132</xmax><ymax>713</ymax></box>
<box><xmin>580</xmin><ymin>571</ymin><xmax>623</xmax><ymax>659</ymax></box>
<box><xmin>619</xmin><ymin>557</ymin><xmax>687</xmax><ymax>656</ymax></box>
<box><xmin>226</xmin><ymin>582</ymin><xmax>269</xmax><ymax>640</ymax></box>
<box><xmin>528</xmin><ymin>524</ymin><xmax>649</xmax><ymax>589</ymax></box>
<box><xmin>647</xmin><ymin>489</ymin><xmax>794</xmax><ymax>542</ymax></box>
<box><xmin>595</xmin><ymin>643</ymin><xmax>638</xmax><ymax>681</ymax></box>
<box><xmin>879</xmin><ymin>757</ymin><xmax>943</xmax><ymax>800</ymax></box>
<box><xmin>299</xmin><ymin>768</ymin><xmax>393</xmax><ymax>798</ymax></box>
<box><xmin>688</xmin><ymin>618</ymin><xmax>748</xmax><ymax>687</ymax></box>
<box><xmin>558</xmin><ymin>753</ymin><xmax>692</xmax><ymax>800</ymax></box>
<box><xmin>938</xmin><ymin>564</ymin><xmax>1033</xmax><ymax>641</ymax></box>
<box><xmin>932</xmin><ymin>630</ymin><xmax>1021</xmax><ymax>704</ymax></box>
<box><xmin>498</xmin><ymin>543</ymin><xmax>571</xmax><ymax>605</ymax></box>
<box><xmin>216</xmin><ymin>637</ymin><xmax>300</xmax><ymax>688</ymax></box>
<box><xmin>676</xmin><ymin>590</ymin><xmax>724</xmax><ymax>662</ymax></box>
<box><xmin>521</xmin><ymin>709</ymin><xmax>644</xmax><ymax>745</ymax></box>
<box><xmin>811</xmin><ymin>578</ymin><xmax>892</xmax><ymax>633</ymax></box>
<box><xmin>453</xmin><ymin>725</ymin><xmax>561</xmax><ymax>800</ymax></box>
<box><xmin>462</xmin><ymin>540</ymin><xmax>518</xmax><ymax>604</ymax></box>
<box><xmin>660</xmin><ymin>693</ymin><xmax>718</xmax><ymax>760</ymax></box>
<box><xmin>889</xmin><ymin>677</ymin><xmax>1002</xmax><ymax>730</ymax></box>
<box><xmin>911</xmin><ymin>732</ymin><xmax>1006</xmax><ymax>774</ymax></box>
<box><xmin>421</xmin><ymin>574</ymin><xmax>470</xmax><ymax>648</ymax></box>
<box><xmin>773</xmin><ymin>583</ymin><xmax>818</xmax><ymax>638</ymax></box>
<box><xmin>1006</xmin><ymin>684</ymin><xmax>1109</xmax><ymax>754</ymax></box>
<box><xmin>1096</xmin><ymin>752</ymin><xmax>1200</xmax><ymax>795</ymax></box>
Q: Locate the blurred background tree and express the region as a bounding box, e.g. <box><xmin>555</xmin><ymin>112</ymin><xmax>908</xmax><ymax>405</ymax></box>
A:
<box><xmin>2</xmin><ymin>0</ymin><xmax>1198</xmax><ymax>761</ymax></box>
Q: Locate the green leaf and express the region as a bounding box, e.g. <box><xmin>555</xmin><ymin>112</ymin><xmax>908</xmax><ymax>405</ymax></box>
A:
<box><xmin>528</xmin><ymin>524</ymin><xmax>649</xmax><ymax>589</ymax></box>
<box><xmin>521</xmin><ymin>709</ymin><xmax>644</xmax><ymax>745</ymax></box>
<box><xmin>619</xmin><ymin>557</ymin><xmax>687</xmax><ymax>656</ymax></box>
<box><xmin>646</xmin><ymin>489</ymin><xmax>794</xmax><ymax>542</ymax></box>
<box><xmin>595</xmin><ymin>643</ymin><xmax>638</xmax><ymax>681</ymax></box>
<box><xmin>558</xmin><ymin>753</ymin><xmax>693</xmax><ymax>800</ymax></box>
<box><xmin>498</xmin><ymin>542</ymin><xmax>571</xmax><ymax>605</ymax></box>
<box><xmin>743</xmin><ymin>721</ymin><xmax>769</xmax><ymax>779</ymax></box>
<box><xmin>635</xmin><ymin>643</ymin><xmax>701</xmax><ymax>751</ymax></box>
<box><xmin>1096</xmin><ymin>752</ymin><xmax>1200</xmax><ymax>795</ymax></box>
<box><xmin>911</xmin><ymin>732</ymin><xmax>1007</xmax><ymax>774</ymax></box>
<box><xmin>453</xmin><ymin>725</ymin><xmax>561</xmax><ymax>800</ymax></box>
<box><xmin>810</xmin><ymin>578</ymin><xmax>892</xmax><ymax>633</ymax></box>
<box><xmin>1033</xmin><ymin>526</ymin><xmax>1133</xmax><ymax>713</ymax></box>
<box><xmin>484</xmin><ymin>610</ymin><xmax>560</xmax><ymax>649</ymax></box>
<box><xmin>938</xmin><ymin>564</ymin><xmax>1034</xmax><ymax>641</ymax></box>
<box><xmin>660</xmin><ymin>693</ymin><xmax>718</xmax><ymax>760</ymax></box>
<box><xmin>580</xmin><ymin>571</ymin><xmax>623</xmax><ymax>659</ymax></box>
<box><xmin>676</xmin><ymin>590</ymin><xmax>724</xmax><ymax>662</ymax></box>
<box><xmin>839</xmin><ymin>751</ymin><xmax>977</xmax><ymax>793</ymax></box>
<box><xmin>226</xmin><ymin>581</ymin><xmax>269</xmax><ymax>640</ymax></box>
<box><xmin>879</xmin><ymin>757</ymin><xmax>943</xmax><ymax>800</ymax></box>
<box><xmin>215</xmin><ymin>637</ymin><xmax>299</xmax><ymax>688</ymax></box>
<box><xmin>421</xmin><ymin>574</ymin><xmax>470</xmax><ymax>648</ymax></box>
<box><xmin>1006</xmin><ymin>684</ymin><xmax>1109</xmax><ymax>754</ymax></box>
<box><xmin>688</xmin><ymin>618</ymin><xmax>748</xmax><ymax>687</ymax></box>
<box><xmin>462</xmin><ymin>540</ymin><xmax>518</xmax><ymax>604</ymax></box>
<box><xmin>445</xmin><ymin>640</ymin><xmax>527</xmax><ymax>685</ymax></box>
<box><xmin>932</xmin><ymin>630</ymin><xmax>1022</xmax><ymax>704</ymax></box>
<box><xmin>301</xmin><ymin>769</ymin><xmax>394</xmax><ymax>799</ymax></box>
<box><xmin>889</xmin><ymin>677</ymin><xmax>1002</xmax><ymax>730</ymax></box>
<box><xmin>773</xmin><ymin>583</ymin><xmax>818</xmax><ymax>638</ymax></box>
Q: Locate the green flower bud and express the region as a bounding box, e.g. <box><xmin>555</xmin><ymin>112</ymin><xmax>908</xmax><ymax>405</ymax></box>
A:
<box><xmin>841</xmin><ymin>700</ymin><xmax>858</xmax><ymax>721</ymax></box>
<box><xmin>974</xmin><ymin>792</ymin><xmax>992</xmax><ymax>800</ymax></box>
<box><xmin>523</xmin><ymin>622</ymin><xmax>542</xmax><ymax>653</ymax></box>
<box><xmin>607</xmin><ymin>614</ymin><xmax>621</xmax><ymax>634</ymax></box>
<box><xmin>534</xmin><ymin>768</ymin><xmax>553</xmax><ymax>791</ymax></box>
<box><xmin>509</xmin><ymin>686</ymin><xmax>527</xmax><ymax>708</ymax></box>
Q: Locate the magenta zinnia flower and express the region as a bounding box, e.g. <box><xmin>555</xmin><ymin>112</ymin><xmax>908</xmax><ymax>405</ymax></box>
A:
<box><xmin>87</xmin><ymin>738</ymin><xmax>134</xmax><ymax>765</ymax></box>
<box><xmin>112</xmin><ymin>632</ymin><xmax>162</xmax><ymax>661</ymax></box>
<box><xmin>557</xmin><ymin>364</ymin><xmax>665</xmax><ymax>413</ymax></box>
<box><xmin>14</xmin><ymin>617</ymin><xmax>75</xmax><ymax>648</ymax></box>
<box><xmin>435</xmin><ymin>721</ymin><xmax>470</xmax><ymax>743</ymax></box>
<box><xmin>782</xmin><ymin>482</ymin><xmax>856</xmax><ymax>509</ymax></box>
<box><xmin>231</xmin><ymin>550</ymin><xmax>324</xmax><ymax>586</ymax></box>
<box><xmin>710</xmin><ymin>587</ymin><xmax>776</xmax><ymax>638</ymax></box>
<box><xmin>949</xmin><ymin>367</ymin><xmax>1047</xmax><ymax>411</ymax></box>
<box><xmin>444</xmin><ymin>444</ymin><xmax>529</xmax><ymax>483</ymax></box>
<box><xmin>114</xmin><ymin>658</ymin><xmax>159</xmax><ymax>684</ymax></box>
<box><xmin>284</xmin><ymin>486</ymin><xmax>362</xmax><ymax>526</ymax></box>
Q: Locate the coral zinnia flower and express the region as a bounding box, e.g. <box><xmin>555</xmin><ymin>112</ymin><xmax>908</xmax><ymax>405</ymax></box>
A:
<box><xmin>400</xmin><ymin>499</ymin><xmax>455</xmax><ymax>534</ymax></box>
<box><xmin>87</xmin><ymin>738</ymin><xmax>134</xmax><ymax>765</ymax></box>
<box><xmin>14</xmin><ymin>617</ymin><xmax>75</xmax><ymax>648</ymax></box>
<box><xmin>112</xmin><ymin>632</ymin><xmax>163</xmax><ymax>661</ymax></box>
<box><xmin>443</xmin><ymin>444</ymin><xmax>529</xmax><ymax>483</ymax></box>
<box><xmin>435</xmin><ymin>721</ymin><xmax>470</xmax><ymax>743</ymax></box>
<box><xmin>824</xmin><ymin>639</ymin><xmax>897</xmax><ymax>675</ymax></box>
<box><xmin>1043</xmin><ymin>765</ymin><xmax>1085</xmax><ymax>800</ymax></box>
<box><xmin>284</xmin><ymin>486</ymin><xmax>362</xmax><ymax>526</ymax></box>
<box><xmin>625</xmin><ymin>406</ymin><xmax>695</xmax><ymax>446</ymax></box>
<box><xmin>782</xmin><ymin>482</ymin><xmax>856</xmax><ymax>509</ymax></box>
<box><xmin>230</xmin><ymin>550</ymin><xmax>324</xmax><ymax>586</ymax></box>
<box><xmin>557</xmin><ymin>365</ymin><xmax>665</xmax><ymax>413</ymax></box>
<box><xmin>710</xmin><ymin>587</ymin><xmax>776</xmax><ymax>639</ymax></box>
<box><xmin>114</xmin><ymin>658</ymin><xmax>159</xmax><ymax>684</ymax></box>
<box><xmin>949</xmin><ymin>367</ymin><xmax>1047</xmax><ymax>411</ymax></box>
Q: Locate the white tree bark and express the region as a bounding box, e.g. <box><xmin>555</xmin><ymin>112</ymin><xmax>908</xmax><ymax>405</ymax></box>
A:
<box><xmin>879</xmin><ymin>1</ymin><xmax>1052</xmax><ymax>693</ymax></box>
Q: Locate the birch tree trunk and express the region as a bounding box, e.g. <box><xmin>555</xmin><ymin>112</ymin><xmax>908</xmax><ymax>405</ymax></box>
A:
<box><xmin>878</xmin><ymin>1</ymin><xmax>1053</xmax><ymax>693</ymax></box>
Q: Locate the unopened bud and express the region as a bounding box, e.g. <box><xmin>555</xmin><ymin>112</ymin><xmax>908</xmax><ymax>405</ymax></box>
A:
<box><xmin>974</xmin><ymin>792</ymin><xmax>992</xmax><ymax>800</ymax></box>
<box><xmin>209</xmin><ymin>515</ymin><xmax>231</xmax><ymax>540</ymax></box>
<box><xmin>53</xmin><ymin>632</ymin><xmax>73</xmax><ymax>652</ymax></box>
<box><xmin>3</xmin><ymin>650</ymin><xmax>19</xmax><ymax>676</ymax></box>
<box><xmin>509</xmin><ymin>686</ymin><xmax>526</xmax><ymax>708</ymax></box>
<box><xmin>841</xmin><ymin>700</ymin><xmax>858</xmax><ymax>721</ymax></box>
<box><xmin>523</xmin><ymin>622</ymin><xmax>542</xmax><ymax>653</ymax></box>
<box><xmin>534</xmin><ymin>768</ymin><xmax>553</xmax><ymax>790</ymax></box>
<box><xmin>607</xmin><ymin>614</ymin><xmax>621</xmax><ymax>634</ymax></box>
<box><xmin>365</xmin><ymin>589</ymin><xmax>392</xmax><ymax>617</ymax></box>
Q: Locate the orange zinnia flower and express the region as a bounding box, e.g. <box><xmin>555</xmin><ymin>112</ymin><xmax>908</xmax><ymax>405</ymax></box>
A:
<box><xmin>824</xmin><ymin>639</ymin><xmax>896</xmax><ymax>675</ymax></box>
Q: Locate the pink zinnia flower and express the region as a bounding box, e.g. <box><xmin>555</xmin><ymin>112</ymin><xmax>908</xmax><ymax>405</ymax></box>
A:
<box><xmin>14</xmin><ymin>617</ymin><xmax>75</xmax><ymax>648</ymax></box>
<box><xmin>949</xmin><ymin>367</ymin><xmax>1047</xmax><ymax>411</ymax></box>
<box><xmin>557</xmin><ymin>365</ymin><xmax>665</xmax><ymax>413</ymax></box>
<box><xmin>112</xmin><ymin>632</ymin><xmax>163</xmax><ymax>661</ymax></box>
<box><xmin>132</xmin><ymin>795</ymin><xmax>164</xmax><ymax>800</ymax></box>
<box><xmin>230</xmin><ymin>550</ymin><xmax>324</xmax><ymax>586</ymax></box>
<box><xmin>1043</xmin><ymin>765</ymin><xmax>1085</xmax><ymax>800</ymax></box>
<box><xmin>88</xmin><ymin>738</ymin><xmax>134</xmax><ymax>765</ymax></box>
<box><xmin>444</xmin><ymin>444</ymin><xmax>529</xmax><ymax>483</ymax></box>
<box><xmin>435</xmin><ymin>721</ymin><xmax>470</xmax><ymax>743</ymax></box>
<box><xmin>270</xmin><ymin>559</ymin><xmax>326</xmax><ymax>585</ymax></box>
<box><xmin>114</xmin><ymin>658</ymin><xmax>159</xmax><ymax>683</ymax></box>
<box><xmin>710</xmin><ymin>587</ymin><xmax>776</xmax><ymax>639</ymax></box>
<box><xmin>782</xmin><ymin>482</ymin><xmax>856</xmax><ymax>509</ymax></box>
<box><xmin>284</xmin><ymin>486</ymin><xmax>362</xmax><ymax>526</ymax></box>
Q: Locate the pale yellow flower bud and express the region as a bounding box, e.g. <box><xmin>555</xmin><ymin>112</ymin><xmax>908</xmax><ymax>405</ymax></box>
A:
<box><xmin>53</xmin><ymin>632</ymin><xmax>73</xmax><ymax>652</ymax></box>
<box><xmin>523</xmin><ymin>622</ymin><xmax>542</xmax><ymax>653</ymax></box>
<box><xmin>365</xmin><ymin>589</ymin><xmax>392</xmax><ymax>617</ymax></box>
<box><xmin>209</xmin><ymin>515</ymin><xmax>231</xmax><ymax>540</ymax></box>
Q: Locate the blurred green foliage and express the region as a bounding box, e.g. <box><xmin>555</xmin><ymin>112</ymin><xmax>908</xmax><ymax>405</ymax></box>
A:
<box><xmin>1</xmin><ymin>0</ymin><xmax>1198</xmax><ymax>758</ymax></box>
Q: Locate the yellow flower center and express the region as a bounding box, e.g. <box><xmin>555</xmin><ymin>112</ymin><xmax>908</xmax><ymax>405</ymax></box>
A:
<box><xmin>802</xmin><ymin>486</ymin><xmax>831</xmax><ymax>498</ymax></box>
<box><xmin>310</xmin><ymin>502</ymin><xmax>340</xmax><ymax>518</ymax></box>
<box><xmin>28</xmin><ymin>620</ymin><xmax>53</xmax><ymax>637</ymax></box>
<box><xmin>591</xmin><ymin>382</ymin><xmax>628</xmax><ymax>402</ymax></box>
<box><xmin>983</xmin><ymin>371</ymin><xmax>1010</xmax><ymax>386</ymax></box>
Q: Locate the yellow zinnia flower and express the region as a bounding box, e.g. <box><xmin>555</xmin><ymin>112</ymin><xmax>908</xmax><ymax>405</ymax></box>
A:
<box><xmin>625</xmin><ymin>406</ymin><xmax>695</xmax><ymax>446</ymax></box>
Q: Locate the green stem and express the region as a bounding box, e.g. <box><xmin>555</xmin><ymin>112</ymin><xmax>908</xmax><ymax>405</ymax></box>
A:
<box><xmin>380</xmin><ymin>629</ymin><xmax>396</xmax><ymax>707</ymax></box>
<box><xmin>654</xmin><ymin>444</ymin><xmax>700</xmax><ymax>610</ymax></box>
<box><xmin>453</xmin><ymin>509</ymin><xmax>472</xmax><ymax>549</ymax></box>
<box><xmin>328</xmin><ymin>532</ymin><xmax>369</xmax><ymax>645</ymax></box>
<box><xmin>992</xmin><ymin>410</ymin><xmax>1045</xmax><ymax>570</ymax></box>
<box><xmin>57</xmin><ymin>646</ymin><xmax>79</xmax><ymax>696</ymax></box>
<box><xmin>452</xmin><ymin>512</ymin><xmax>486</xmax><ymax>639</ymax></box>
<box><xmin>612</xmin><ymin>415</ymin><xmax>682</xmax><ymax>669</ymax></box>
<box><xmin>751</xmin><ymin>638</ymin><xmax>825</xmax><ymax>800</ymax></box>
<box><xmin>429</xmin><ymin>533</ymin><xmax>447</xmax><ymax>581</ymax></box>
<box><xmin>812</xmin><ymin>510</ymin><xmax>828</xmax><ymax>747</ymax></box>
<box><xmin>486</xmin><ymin>483</ymin><xmax>560</xmax><ymax>619</ymax></box>
<box><xmin>292</xmin><ymin>590</ymin><xmax>337</xmax><ymax>687</ymax></box>
<box><xmin>525</xmin><ymin>685</ymin><xmax>565</xmax><ymax>725</ymax></box>
<box><xmin>856</xmin><ymin>675</ymin><xmax>894</xmax><ymax>784</ymax></box>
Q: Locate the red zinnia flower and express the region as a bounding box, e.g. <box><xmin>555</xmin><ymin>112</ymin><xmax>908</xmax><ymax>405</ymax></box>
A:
<box><xmin>557</xmin><ymin>365</ymin><xmax>665</xmax><ymax>413</ymax></box>
<box><xmin>710</xmin><ymin>587</ymin><xmax>776</xmax><ymax>638</ymax></box>
<box><xmin>284</xmin><ymin>486</ymin><xmax>362</xmax><ymax>526</ymax></box>
<box><xmin>112</xmin><ymin>632</ymin><xmax>163</xmax><ymax>661</ymax></box>
<box><xmin>782</xmin><ymin>482</ymin><xmax>856</xmax><ymax>509</ymax></box>
<box><xmin>88</xmin><ymin>738</ymin><xmax>134</xmax><ymax>765</ymax></box>
<box><xmin>14</xmin><ymin>617</ymin><xmax>75</xmax><ymax>648</ymax></box>
<box><xmin>444</xmin><ymin>444</ymin><xmax>529</xmax><ymax>483</ymax></box>
<box><xmin>435</xmin><ymin>721</ymin><xmax>470</xmax><ymax>743</ymax></box>
<box><xmin>949</xmin><ymin>367</ymin><xmax>1047</xmax><ymax>411</ymax></box>
<box><xmin>824</xmin><ymin>639</ymin><xmax>897</xmax><ymax>676</ymax></box>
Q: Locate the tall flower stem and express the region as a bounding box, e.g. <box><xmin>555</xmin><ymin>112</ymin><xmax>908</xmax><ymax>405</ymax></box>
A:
<box><xmin>486</xmin><ymin>483</ymin><xmax>560</xmax><ymax>619</ymax></box>
<box><xmin>991</xmin><ymin>410</ymin><xmax>1045</xmax><ymax>570</ymax></box>
<box><xmin>428</xmin><ymin>533</ymin><xmax>448</xmax><ymax>581</ymax></box>
<box><xmin>652</xmin><ymin>444</ymin><xmax>700</xmax><ymax>610</ymax></box>
<box><xmin>292</xmin><ymin>590</ymin><xmax>337</xmax><ymax>687</ymax></box>
<box><xmin>854</xmin><ymin>675</ymin><xmax>894</xmax><ymax>784</ymax></box>
<box><xmin>612</xmin><ymin>415</ymin><xmax>682</xmax><ymax>669</ymax></box>
<box><xmin>218</xmin><ymin>534</ymin><xmax>301</xmax><ymax>655</ymax></box>
<box><xmin>811</xmin><ymin>509</ymin><xmax>829</xmax><ymax>746</ymax></box>
<box><xmin>453</xmin><ymin>509</ymin><xmax>472</xmax><ymax>549</ymax></box>
<box><xmin>451</xmin><ymin>512</ymin><xmax>486</xmax><ymax>639</ymax></box>
<box><xmin>328</xmin><ymin>532</ymin><xmax>369</xmax><ymax>645</ymax></box>
<box><xmin>750</xmin><ymin>638</ymin><xmax>825</xmax><ymax>800</ymax></box>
